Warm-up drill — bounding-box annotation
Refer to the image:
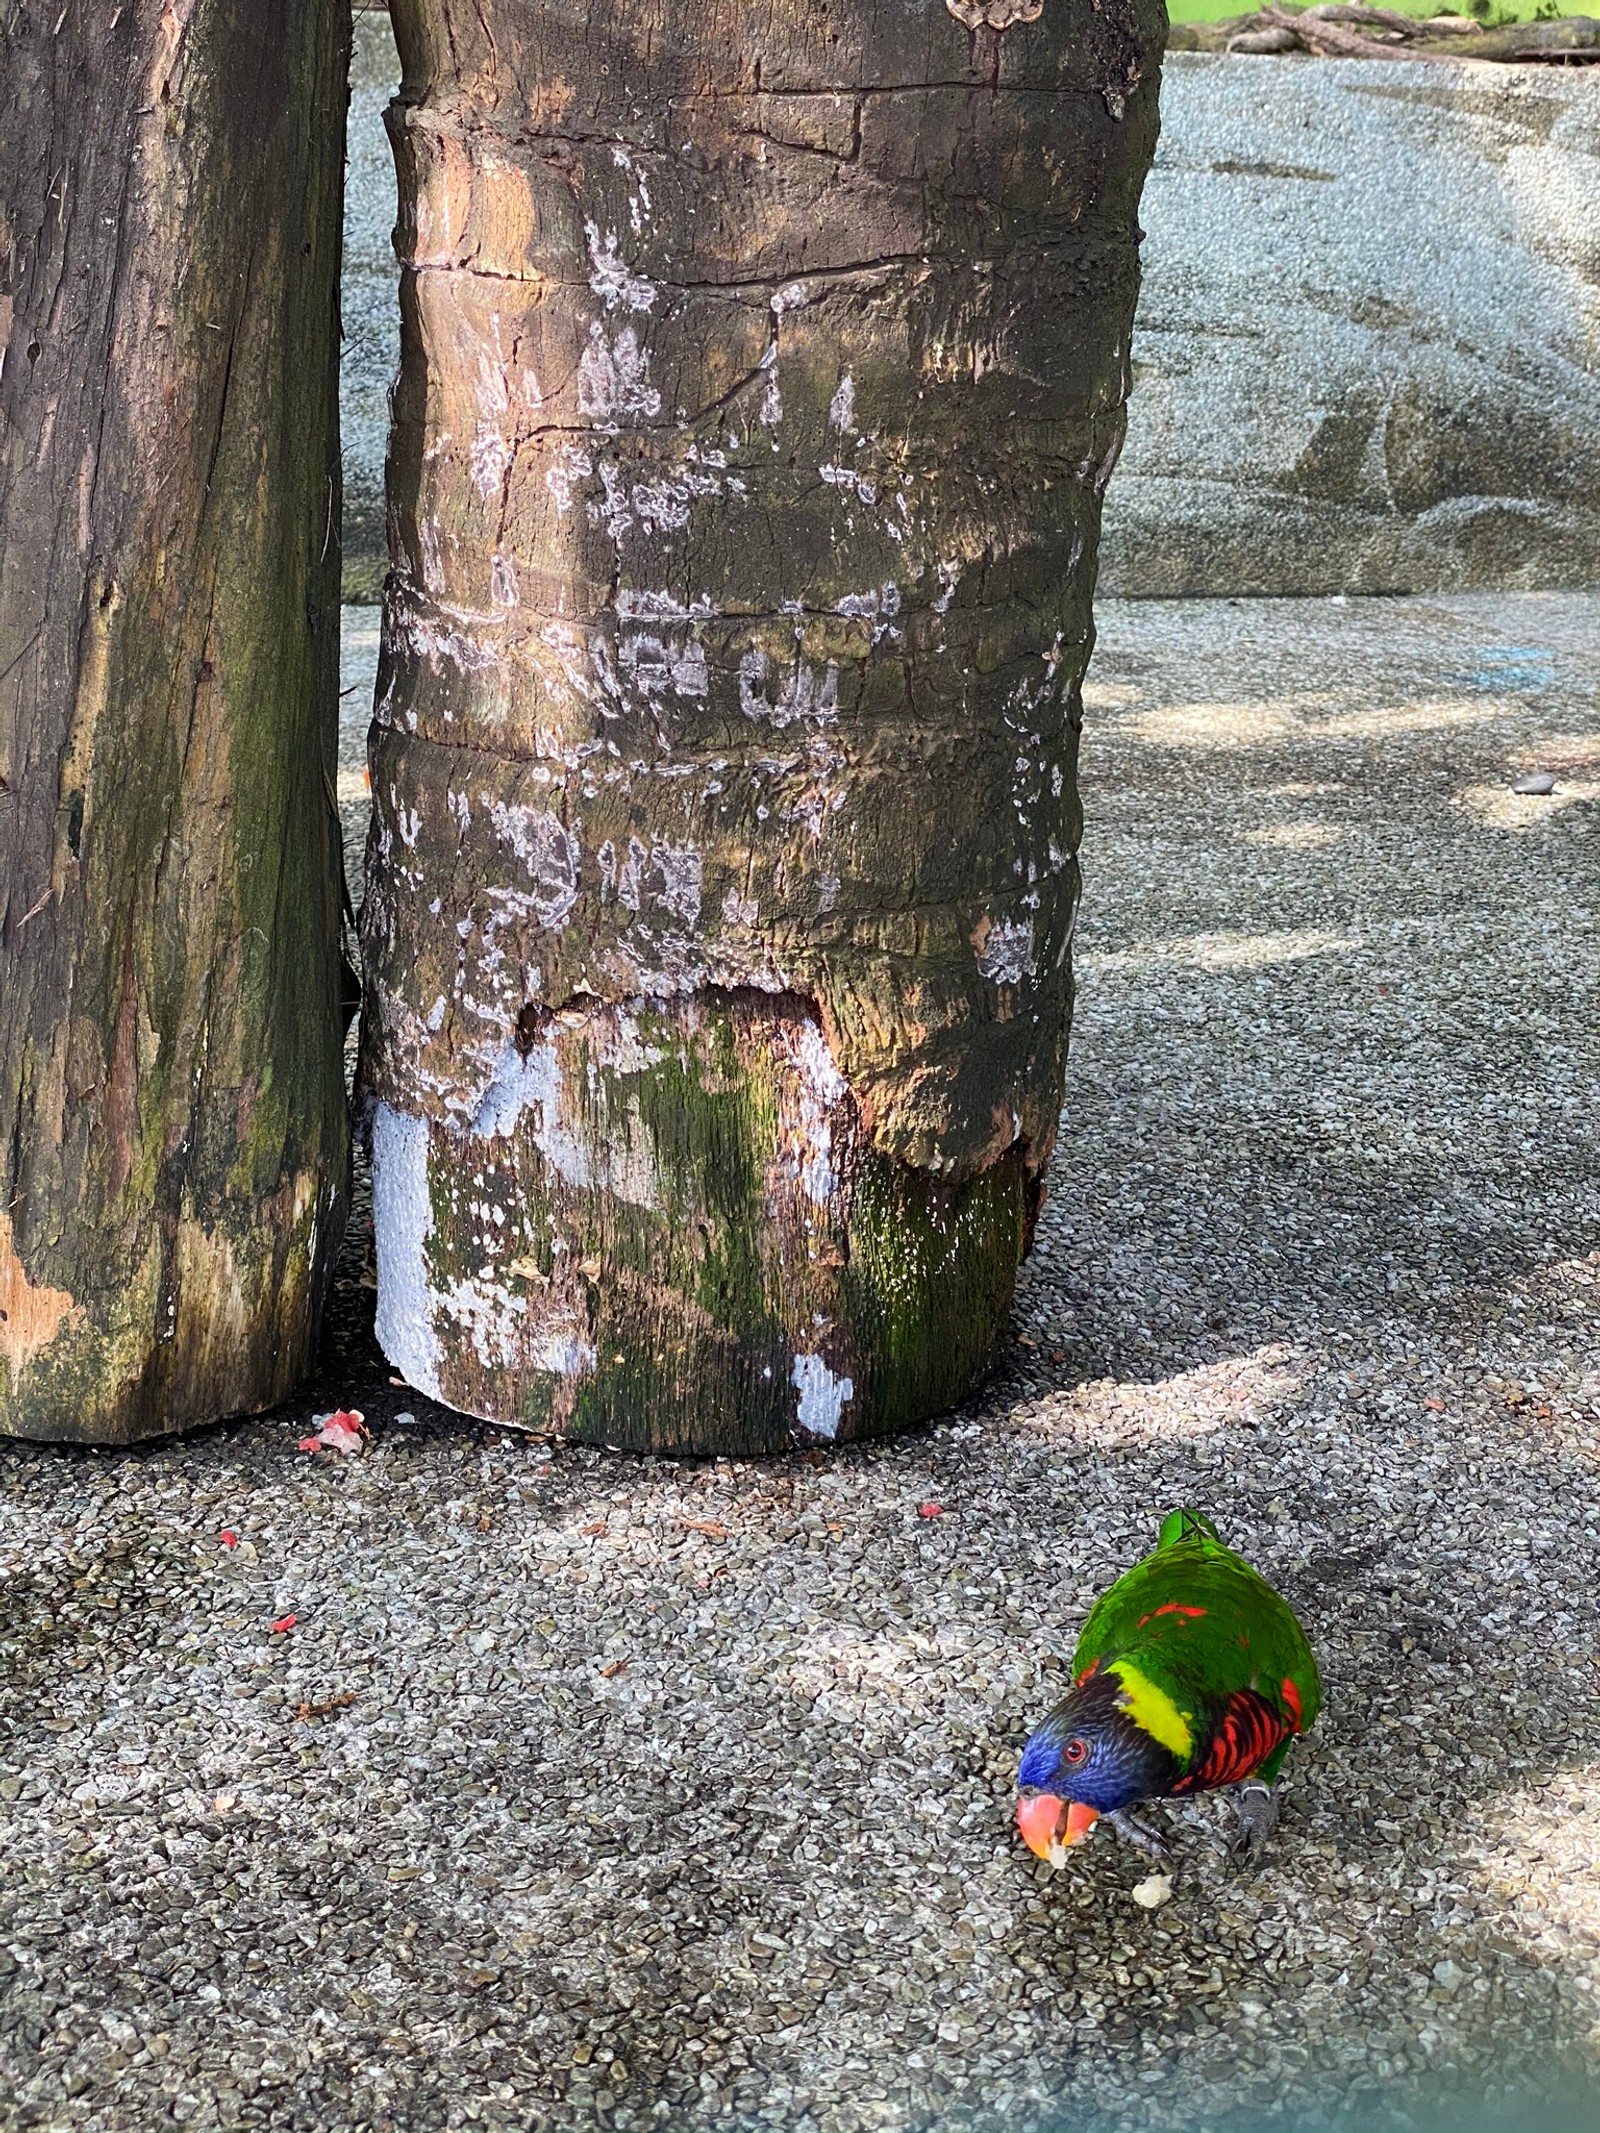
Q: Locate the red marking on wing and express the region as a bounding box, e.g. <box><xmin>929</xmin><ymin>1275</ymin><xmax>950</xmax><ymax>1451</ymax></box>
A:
<box><xmin>1281</xmin><ymin>1676</ymin><xmax>1304</xmax><ymax>1729</ymax></box>
<box><xmin>1136</xmin><ymin>1603</ymin><xmax>1207</xmax><ymax>1630</ymax></box>
<box><xmin>1074</xmin><ymin>1657</ymin><xmax>1100</xmax><ymax>1688</ymax></box>
<box><xmin>1171</xmin><ymin>1690</ymin><xmax>1290</xmax><ymax>1794</ymax></box>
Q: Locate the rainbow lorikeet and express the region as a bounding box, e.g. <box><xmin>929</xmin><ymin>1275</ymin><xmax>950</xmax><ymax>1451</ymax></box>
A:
<box><xmin>1016</xmin><ymin>1510</ymin><xmax>1321</xmax><ymax>1863</ymax></box>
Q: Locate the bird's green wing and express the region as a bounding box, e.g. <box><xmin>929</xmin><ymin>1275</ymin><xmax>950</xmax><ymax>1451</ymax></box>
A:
<box><xmin>1071</xmin><ymin>1510</ymin><xmax>1322</xmax><ymax>1737</ymax></box>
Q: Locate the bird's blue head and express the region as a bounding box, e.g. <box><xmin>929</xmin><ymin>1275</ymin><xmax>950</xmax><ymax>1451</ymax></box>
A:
<box><xmin>1016</xmin><ymin>1668</ymin><xmax>1182</xmax><ymax>1860</ymax></box>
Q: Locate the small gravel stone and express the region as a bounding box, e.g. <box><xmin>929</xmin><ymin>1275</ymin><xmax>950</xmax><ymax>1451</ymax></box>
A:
<box><xmin>1511</xmin><ymin>771</ymin><xmax>1558</xmax><ymax>795</ymax></box>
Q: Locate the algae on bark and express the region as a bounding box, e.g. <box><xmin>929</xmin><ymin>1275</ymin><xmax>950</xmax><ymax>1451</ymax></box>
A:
<box><xmin>362</xmin><ymin>0</ymin><xmax>1165</xmax><ymax>1452</ymax></box>
<box><xmin>0</xmin><ymin>0</ymin><xmax>351</xmax><ymax>1443</ymax></box>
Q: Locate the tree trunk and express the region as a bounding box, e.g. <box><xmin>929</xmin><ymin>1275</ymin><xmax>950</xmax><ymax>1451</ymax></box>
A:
<box><xmin>362</xmin><ymin>0</ymin><xmax>1162</xmax><ymax>1453</ymax></box>
<box><xmin>0</xmin><ymin>0</ymin><xmax>351</xmax><ymax>1444</ymax></box>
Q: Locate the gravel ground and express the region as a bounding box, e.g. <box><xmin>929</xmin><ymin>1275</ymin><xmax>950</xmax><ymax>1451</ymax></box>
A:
<box><xmin>2</xmin><ymin>592</ymin><xmax>1597</xmax><ymax>2133</ymax></box>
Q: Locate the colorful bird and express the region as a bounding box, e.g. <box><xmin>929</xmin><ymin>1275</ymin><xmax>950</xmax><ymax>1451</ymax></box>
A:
<box><xmin>1016</xmin><ymin>1509</ymin><xmax>1321</xmax><ymax>1863</ymax></box>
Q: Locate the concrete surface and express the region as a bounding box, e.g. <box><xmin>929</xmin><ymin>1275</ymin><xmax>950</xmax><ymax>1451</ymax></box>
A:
<box><xmin>0</xmin><ymin>592</ymin><xmax>1595</xmax><ymax>2131</ymax></box>
<box><xmin>1100</xmin><ymin>56</ymin><xmax>1600</xmax><ymax>597</ymax></box>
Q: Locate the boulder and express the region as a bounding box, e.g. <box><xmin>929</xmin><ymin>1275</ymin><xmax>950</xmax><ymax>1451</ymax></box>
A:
<box><xmin>1100</xmin><ymin>54</ymin><xmax>1600</xmax><ymax>595</ymax></box>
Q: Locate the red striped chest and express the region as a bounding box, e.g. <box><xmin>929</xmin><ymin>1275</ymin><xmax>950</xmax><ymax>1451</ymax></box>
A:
<box><xmin>1170</xmin><ymin>1689</ymin><xmax>1292</xmax><ymax>1794</ymax></box>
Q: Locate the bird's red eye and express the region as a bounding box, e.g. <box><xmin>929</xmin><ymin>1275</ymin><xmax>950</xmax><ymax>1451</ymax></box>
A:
<box><xmin>1063</xmin><ymin>1738</ymin><xmax>1087</xmax><ymax>1765</ymax></box>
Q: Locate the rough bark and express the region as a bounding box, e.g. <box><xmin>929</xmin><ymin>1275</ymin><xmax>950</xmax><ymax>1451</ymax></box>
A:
<box><xmin>0</xmin><ymin>0</ymin><xmax>351</xmax><ymax>1443</ymax></box>
<box><xmin>362</xmin><ymin>0</ymin><xmax>1164</xmax><ymax>1453</ymax></box>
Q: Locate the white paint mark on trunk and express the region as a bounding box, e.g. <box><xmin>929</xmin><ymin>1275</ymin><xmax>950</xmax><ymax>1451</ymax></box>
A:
<box><xmin>778</xmin><ymin>1017</ymin><xmax>849</xmax><ymax>1206</ymax></box>
<box><xmin>739</xmin><ymin>647</ymin><xmax>841</xmax><ymax>728</ymax></box>
<box><xmin>586</xmin><ymin>222</ymin><xmax>657</xmax><ymax>313</ymax></box>
<box><xmin>650</xmin><ymin>842</ymin><xmax>703</xmax><ymax>927</ymax></box>
<box><xmin>820</xmin><ymin>463</ymin><xmax>878</xmax><ymax>505</ymax></box>
<box><xmin>484</xmin><ymin>802</ymin><xmax>581</xmax><ymax>929</ymax></box>
<box><xmin>836</xmin><ymin>582</ymin><xmax>901</xmax><ymax>643</ymax></box>
<box><xmin>471</xmin><ymin>1030</ymin><xmax>662</xmax><ymax>1208</ymax></box>
<box><xmin>617</xmin><ymin>588</ymin><xmax>722</xmax><ymax>621</ymax></box>
<box><xmin>792</xmin><ymin>1353</ymin><xmax>854</xmax><ymax>1440</ymax></box>
<box><xmin>974</xmin><ymin>917</ymin><xmax>1037</xmax><ymax>984</ymax></box>
<box><xmin>578</xmin><ymin>325</ymin><xmax>661</xmax><ymax>422</ymax></box>
<box><xmin>391</xmin><ymin>595</ymin><xmax>501</xmax><ymax>675</ymax></box>
<box><xmin>372</xmin><ymin>1103</ymin><xmax>444</xmax><ymax>1401</ymax></box>
<box><xmin>491</xmin><ymin>552</ymin><xmax>519</xmax><ymax>608</ymax></box>
<box><xmin>611</xmin><ymin>145</ymin><xmax>654</xmax><ymax>234</ymax></box>
<box><xmin>471</xmin><ymin>425</ymin><xmax>512</xmax><ymax>500</ymax></box>
<box><xmin>417</xmin><ymin>519</ymin><xmax>444</xmax><ymax>594</ymax></box>
<box><xmin>620</xmin><ymin>630</ymin><xmax>709</xmax><ymax>701</ymax></box>
<box><xmin>545</xmin><ymin>445</ymin><xmax>594</xmax><ymax>515</ymax></box>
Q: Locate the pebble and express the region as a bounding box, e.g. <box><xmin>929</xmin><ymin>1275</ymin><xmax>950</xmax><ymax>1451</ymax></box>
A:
<box><xmin>1511</xmin><ymin>771</ymin><xmax>1558</xmax><ymax>795</ymax></box>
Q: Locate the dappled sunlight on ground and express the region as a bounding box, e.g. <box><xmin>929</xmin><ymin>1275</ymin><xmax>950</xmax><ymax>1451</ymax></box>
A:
<box><xmin>1082</xmin><ymin>928</ymin><xmax>1358</xmax><ymax>975</ymax></box>
<box><xmin>1012</xmin><ymin>1344</ymin><xmax>1305</xmax><ymax>1455</ymax></box>
<box><xmin>1240</xmin><ymin>821</ymin><xmax>1347</xmax><ymax>851</ymax></box>
<box><xmin>1467</xmin><ymin>1762</ymin><xmax>1600</xmax><ymax>2046</ymax></box>
<box><xmin>1455</xmin><ymin>778</ymin><xmax>1600</xmax><ymax>832</ymax></box>
<box><xmin>1110</xmin><ymin>700</ymin><xmax>1303</xmax><ymax>749</ymax></box>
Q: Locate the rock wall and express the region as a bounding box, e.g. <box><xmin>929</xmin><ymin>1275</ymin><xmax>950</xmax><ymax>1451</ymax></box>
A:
<box><xmin>1100</xmin><ymin>54</ymin><xmax>1600</xmax><ymax>596</ymax></box>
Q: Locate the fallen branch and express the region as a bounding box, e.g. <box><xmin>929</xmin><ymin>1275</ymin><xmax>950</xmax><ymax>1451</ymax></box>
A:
<box><xmin>1300</xmin><ymin>3</ymin><xmax>1421</xmax><ymax>32</ymax></box>
<box><xmin>1228</xmin><ymin>23</ymin><xmax>1302</xmax><ymax>49</ymax></box>
<box><xmin>1218</xmin><ymin>3</ymin><xmax>1600</xmax><ymax>62</ymax></box>
<box><xmin>1238</xmin><ymin>2</ymin><xmax>1455</xmax><ymax>58</ymax></box>
<box><xmin>1461</xmin><ymin>15</ymin><xmax>1600</xmax><ymax>58</ymax></box>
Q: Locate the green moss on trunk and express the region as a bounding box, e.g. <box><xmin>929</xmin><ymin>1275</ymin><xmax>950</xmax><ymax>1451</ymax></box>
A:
<box><xmin>372</xmin><ymin>991</ymin><xmax>1027</xmax><ymax>1454</ymax></box>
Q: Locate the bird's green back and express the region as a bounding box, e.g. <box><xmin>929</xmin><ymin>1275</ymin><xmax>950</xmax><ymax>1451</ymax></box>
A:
<box><xmin>1071</xmin><ymin>1510</ymin><xmax>1322</xmax><ymax>1742</ymax></box>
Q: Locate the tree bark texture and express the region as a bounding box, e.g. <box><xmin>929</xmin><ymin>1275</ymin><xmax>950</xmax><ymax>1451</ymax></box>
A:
<box><xmin>363</xmin><ymin>0</ymin><xmax>1163</xmax><ymax>1453</ymax></box>
<box><xmin>0</xmin><ymin>0</ymin><xmax>351</xmax><ymax>1443</ymax></box>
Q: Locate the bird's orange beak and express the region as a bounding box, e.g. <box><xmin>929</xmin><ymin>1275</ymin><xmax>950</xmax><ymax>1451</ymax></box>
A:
<box><xmin>1017</xmin><ymin>1793</ymin><xmax>1100</xmax><ymax>1863</ymax></box>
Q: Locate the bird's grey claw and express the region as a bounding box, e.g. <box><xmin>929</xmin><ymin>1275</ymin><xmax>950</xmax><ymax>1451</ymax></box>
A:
<box><xmin>1230</xmin><ymin>1781</ymin><xmax>1279</xmax><ymax>1861</ymax></box>
<box><xmin>1106</xmin><ymin>1808</ymin><xmax>1170</xmax><ymax>1859</ymax></box>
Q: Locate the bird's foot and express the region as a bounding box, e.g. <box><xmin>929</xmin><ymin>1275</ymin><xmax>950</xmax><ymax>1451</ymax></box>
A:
<box><xmin>1105</xmin><ymin>1808</ymin><xmax>1170</xmax><ymax>1859</ymax></box>
<box><xmin>1230</xmin><ymin>1781</ymin><xmax>1279</xmax><ymax>1861</ymax></box>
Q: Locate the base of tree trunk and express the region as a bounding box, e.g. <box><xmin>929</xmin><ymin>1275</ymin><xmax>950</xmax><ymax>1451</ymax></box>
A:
<box><xmin>372</xmin><ymin>989</ymin><xmax>1025</xmax><ymax>1453</ymax></box>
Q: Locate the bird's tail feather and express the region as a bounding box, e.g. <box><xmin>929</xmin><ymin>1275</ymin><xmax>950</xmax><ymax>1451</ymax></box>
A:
<box><xmin>1158</xmin><ymin>1507</ymin><xmax>1222</xmax><ymax>1548</ymax></box>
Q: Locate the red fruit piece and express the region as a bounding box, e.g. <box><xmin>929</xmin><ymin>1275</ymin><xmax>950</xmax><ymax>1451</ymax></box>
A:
<box><xmin>297</xmin><ymin>1409</ymin><xmax>368</xmax><ymax>1455</ymax></box>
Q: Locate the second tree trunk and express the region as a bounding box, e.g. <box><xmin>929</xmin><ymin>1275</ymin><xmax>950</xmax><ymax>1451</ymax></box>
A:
<box><xmin>363</xmin><ymin>0</ymin><xmax>1163</xmax><ymax>1452</ymax></box>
